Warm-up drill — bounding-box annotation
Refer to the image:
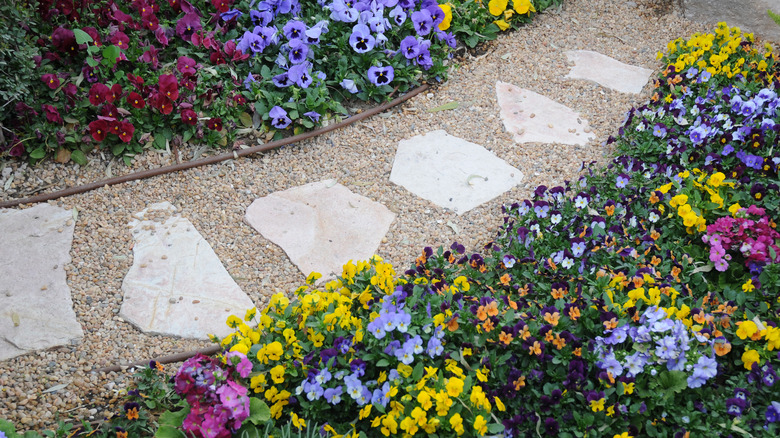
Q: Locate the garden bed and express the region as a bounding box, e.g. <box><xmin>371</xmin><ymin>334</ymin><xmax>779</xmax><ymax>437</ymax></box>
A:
<box><xmin>5</xmin><ymin>0</ymin><xmax>772</xmax><ymax>437</ymax></box>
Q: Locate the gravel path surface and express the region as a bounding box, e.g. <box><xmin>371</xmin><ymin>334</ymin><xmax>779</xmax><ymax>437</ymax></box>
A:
<box><xmin>0</xmin><ymin>0</ymin><xmax>710</xmax><ymax>431</ymax></box>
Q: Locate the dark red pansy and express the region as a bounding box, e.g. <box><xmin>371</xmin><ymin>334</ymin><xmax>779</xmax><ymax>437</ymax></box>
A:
<box><xmin>109</xmin><ymin>120</ymin><xmax>121</xmax><ymax>135</ymax></box>
<box><xmin>118</xmin><ymin>121</ymin><xmax>135</xmax><ymax>143</ymax></box>
<box><xmin>88</xmin><ymin>83</ymin><xmax>110</xmax><ymax>106</ymax></box>
<box><xmin>142</xmin><ymin>15</ymin><xmax>159</xmax><ymax>31</ymax></box>
<box><xmin>180</xmin><ymin>108</ymin><xmax>198</xmax><ymax>125</ymax></box>
<box><xmin>89</xmin><ymin>120</ymin><xmax>109</xmax><ymax>142</ymax></box>
<box><xmin>82</xmin><ymin>27</ymin><xmax>101</xmax><ymax>47</ymax></box>
<box><xmin>51</xmin><ymin>27</ymin><xmax>76</xmax><ymax>52</ymax></box>
<box><xmin>126</xmin><ymin>92</ymin><xmax>145</xmax><ymax>109</ymax></box>
<box><xmin>157</xmin><ymin>74</ymin><xmax>179</xmax><ymax>100</ymax></box>
<box><xmin>63</xmin><ymin>83</ymin><xmax>78</xmax><ymax>97</ymax></box>
<box><xmin>42</xmin><ymin>73</ymin><xmax>60</xmax><ymax>89</ymax></box>
<box><xmin>109</xmin><ymin>84</ymin><xmax>123</xmax><ymax>102</ymax></box>
<box><xmin>101</xmin><ymin>103</ymin><xmax>119</xmax><ymax>119</ymax></box>
<box><xmin>126</xmin><ymin>73</ymin><xmax>145</xmax><ymax>88</ymax></box>
<box><xmin>206</xmin><ymin>117</ymin><xmax>223</xmax><ymax>131</ymax></box>
<box><xmin>151</xmin><ymin>94</ymin><xmax>174</xmax><ymax>115</ymax></box>
<box><xmin>42</xmin><ymin>104</ymin><xmax>63</xmax><ymax>124</ymax></box>
<box><xmin>110</xmin><ymin>31</ymin><xmax>130</xmax><ymax>50</ymax></box>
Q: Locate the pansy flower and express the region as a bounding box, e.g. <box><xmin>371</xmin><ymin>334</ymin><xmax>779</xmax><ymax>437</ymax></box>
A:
<box><xmin>348</xmin><ymin>24</ymin><xmax>375</xmax><ymax>53</ymax></box>
<box><xmin>269</xmin><ymin>106</ymin><xmax>292</xmax><ymax>129</ymax></box>
<box><xmin>367</xmin><ymin>65</ymin><xmax>394</xmax><ymax>86</ymax></box>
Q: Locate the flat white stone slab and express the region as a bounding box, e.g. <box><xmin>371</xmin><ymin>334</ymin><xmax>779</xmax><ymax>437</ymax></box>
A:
<box><xmin>245</xmin><ymin>180</ymin><xmax>395</xmax><ymax>278</ymax></box>
<box><xmin>121</xmin><ymin>202</ymin><xmax>256</xmax><ymax>340</ymax></box>
<box><xmin>0</xmin><ymin>204</ymin><xmax>83</xmax><ymax>361</ymax></box>
<box><xmin>390</xmin><ymin>130</ymin><xmax>523</xmax><ymax>215</ymax></box>
<box><xmin>496</xmin><ymin>81</ymin><xmax>596</xmax><ymax>146</ymax></box>
<box><xmin>564</xmin><ymin>50</ymin><xmax>653</xmax><ymax>94</ymax></box>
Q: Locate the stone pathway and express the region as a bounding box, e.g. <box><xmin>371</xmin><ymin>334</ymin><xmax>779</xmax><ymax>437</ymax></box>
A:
<box><xmin>0</xmin><ymin>49</ymin><xmax>654</xmax><ymax>356</ymax></box>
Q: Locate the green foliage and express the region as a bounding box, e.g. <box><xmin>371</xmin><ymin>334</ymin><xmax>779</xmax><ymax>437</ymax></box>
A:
<box><xmin>769</xmin><ymin>9</ymin><xmax>780</xmax><ymax>27</ymax></box>
<box><xmin>0</xmin><ymin>2</ymin><xmax>39</xmax><ymax>126</ymax></box>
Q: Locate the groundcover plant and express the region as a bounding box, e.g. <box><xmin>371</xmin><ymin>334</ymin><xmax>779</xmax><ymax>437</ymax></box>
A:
<box><xmin>148</xmin><ymin>23</ymin><xmax>779</xmax><ymax>437</ymax></box>
<box><xmin>0</xmin><ymin>0</ymin><xmax>558</xmax><ymax>164</ymax></box>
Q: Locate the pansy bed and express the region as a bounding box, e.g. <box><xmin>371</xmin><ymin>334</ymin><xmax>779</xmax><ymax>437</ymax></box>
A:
<box><xmin>0</xmin><ymin>0</ymin><xmax>559</xmax><ymax>164</ymax></box>
<box><xmin>1</xmin><ymin>20</ymin><xmax>779</xmax><ymax>438</ymax></box>
<box><xmin>148</xmin><ymin>24</ymin><xmax>778</xmax><ymax>438</ymax></box>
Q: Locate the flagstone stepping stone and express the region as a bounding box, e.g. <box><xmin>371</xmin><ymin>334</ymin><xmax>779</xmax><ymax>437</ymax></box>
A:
<box><xmin>496</xmin><ymin>81</ymin><xmax>596</xmax><ymax>146</ymax></box>
<box><xmin>564</xmin><ymin>50</ymin><xmax>653</xmax><ymax>94</ymax></box>
<box><xmin>121</xmin><ymin>202</ymin><xmax>256</xmax><ymax>340</ymax></box>
<box><xmin>390</xmin><ymin>130</ymin><xmax>523</xmax><ymax>215</ymax></box>
<box><xmin>245</xmin><ymin>180</ymin><xmax>395</xmax><ymax>278</ymax></box>
<box><xmin>0</xmin><ymin>204</ymin><xmax>83</xmax><ymax>361</ymax></box>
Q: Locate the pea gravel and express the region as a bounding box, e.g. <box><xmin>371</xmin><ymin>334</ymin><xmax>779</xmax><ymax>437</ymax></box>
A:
<box><xmin>0</xmin><ymin>0</ymin><xmax>712</xmax><ymax>431</ymax></box>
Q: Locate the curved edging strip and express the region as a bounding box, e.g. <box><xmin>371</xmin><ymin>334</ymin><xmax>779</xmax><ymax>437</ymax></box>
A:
<box><xmin>92</xmin><ymin>345</ymin><xmax>221</xmax><ymax>374</ymax></box>
<box><xmin>0</xmin><ymin>84</ymin><xmax>429</xmax><ymax>209</ymax></box>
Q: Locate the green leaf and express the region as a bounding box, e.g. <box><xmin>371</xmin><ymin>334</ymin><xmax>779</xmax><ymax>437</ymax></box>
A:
<box><xmin>412</xmin><ymin>362</ymin><xmax>424</xmax><ymax>381</ymax></box>
<box><xmin>73</xmin><ymin>28</ymin><xmax>93</xmax><ymax>45</ymax></box>
<box><xmin>658</xmin><ymin>370</ymin><xmax>688</xmax><ymax>394</ymax></box>
<box><xmin>182</xmin><ymin>131</ymin><xmax>194</xmax><ymax>144</ymax></box>
<box><xmin>247</xmin><ymin>398</ymin><xmax>271</xmax><ymax>425</ymax></box>
<box><xmin>111</xmin><ymin>143</ymin><xmax>125</xmax><ymax>156</ymax></box>
<box><xmin>487</xmin><ymin>423</ymin><xmax>505</xmax><ymax>434</ymax></box>
<box><xmin>63</xmin><ymin>116</ymin><xmax>79</xmax><ymax>125</ymax></box>
<box><xmin>427</xmin><ymin>102</ymin><xmax>459</xmax><ymax>112</ymax></box>
<box><xmin>154</xmin><ymin>426</ymin><xmax>186</xmax><ymax>438</ymax></box>
<box><xmin>237</xmin><ymin>425</ymin><xmax>261</xmax><ymax>438</ymax></box>
<box><xmin>239</xmin><ymin>112</ymin><xmax>253</xmax><ymax>128</ymax></box>
<box><xmin>29</xmin><ymin>148</ymin><xmax>45</xmax><ymax>159</ymax></box>
<box><xmin>0</xmin><ymin>419</ymin><xmax>18</xmax><ymax>435</ymax></box>
<box><xmin>375</xmin><ymin>359</ymin><xmax>390</xmax><ymax>367</ymax></box>
<box><xmin>123</xmin><ymin>155</ymin><xmax>133</xmax><ymax>166</ymax></box>
<box><xmin>101</xmin><ymin>45</ymin><xmax>121</xmax><ymax>67</ymax></box>
<box><xmin>158</xmin><ymin>408</ymin><xmax>189</xmax><ymax>428</ymax></box>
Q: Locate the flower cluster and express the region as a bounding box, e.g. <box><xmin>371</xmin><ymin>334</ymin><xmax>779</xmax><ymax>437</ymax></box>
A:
<box><xmin>703</xmin><ymin>205</ymin><xmax>780</xmax><ymax>275</ymax></box>
<box><xmin>173</xmin><ymin>353</ymin><xmax>253</xmax><ymax>438</ymax></box>
<box><xmin>594</xmin><ymin>306</ymin><xmax>717</xmax><ymax>388</ymax></box>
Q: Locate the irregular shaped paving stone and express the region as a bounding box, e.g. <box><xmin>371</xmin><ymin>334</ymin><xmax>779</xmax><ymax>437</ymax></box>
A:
<box><xmin>496</xmin><ymin>81</ymin><xmax>596</xmax><ymax>146</ymax></box>
<box><xmin>245</xmin><ymin>180</ymin><xmax>395</xmax><ymax>278</ymax></box>
<box><xmin>390</xmin><ymin>130</ymin><xmax>523</xmax><ymax>215</ymax></box>
<box><xmin>0</xmin><ymin>204</ymin><xmax>83</xmax><ymax>361</ymax></box>
<box><xmin>564</xmin><ymin>50</ymin><xmax>653</xmax><ymax>94</ymax></box>
<box><xmin>121</xmin><ymin>202</ymin><xmax>256</xmax><ymax>340</ymax></box>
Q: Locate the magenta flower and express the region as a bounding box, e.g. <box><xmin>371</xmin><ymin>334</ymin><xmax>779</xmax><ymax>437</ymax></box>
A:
<box><xmin>177</xmin><ymin>56</ymin><xmax>197</xmax><ymax>77</ymax></box>
<box><xmin>41</xmin><ymin>74</ymin><xmax>60</xmax><ymax>89</ymax></box>
<box><xmin>176</xmin><ymin>13</ymin><xmax>202</xmax><ymax>42</ymax></box>
<box><xmin>42</xmin><ymin>104</ymin><xmax>63</xmax><ymax>124</ymax></box>
<box><xmin>110</xmin><ymin>31</ymin><xmax>130</xmax><ymax>50</ymax></box>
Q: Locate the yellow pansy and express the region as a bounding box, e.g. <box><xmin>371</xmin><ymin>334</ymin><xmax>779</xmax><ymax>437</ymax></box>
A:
<box><xmin>488</xmin><ymin>0</ymin><xmax>508</xmax><ymax>16</ymax></box>
<box><xmin>438</xmin><ymin>3</ymin><xmax>452</xmax><ymax>31</ymax></box>
<box><xmin>742</xmin><ymin>348</ymin><xmax>760</xmax><ymax>370</ymax></box>
<box><xmin>474</xmin><ymin>415</ymin><xmax>488</xmax><ymax>436</ymax></box>
<box><xmin>449</xmin><ymin>413</ymin><xmax>465</xmax><ymax>436</ymax></box>
<box><xmin>736</xmin><ymin>320</ymin><xmax>758</xmax><ymax>339</ymax></box>
<box><xmin>514</xmin><ymin>0</ymin><xmax>535</xmax><ymax>14</ymax></box>
<box><xmin>493</xmin><ymin>19</ymin><xmax>510</xmax><ymax>31</ymax></box>
<box><xmin>445</xmin><ymin>377</ymin><xmax>464</xmax><ymax>397</ymax></box>
<box><xmin>270</xmin><ymin>364</ymin><xmax>285</xmax><ymax>383</ymax></box>
<box><xmin>291</xmin><ymin>412</ymin><xmax>306</xmax><ymax>430</ymax></box>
